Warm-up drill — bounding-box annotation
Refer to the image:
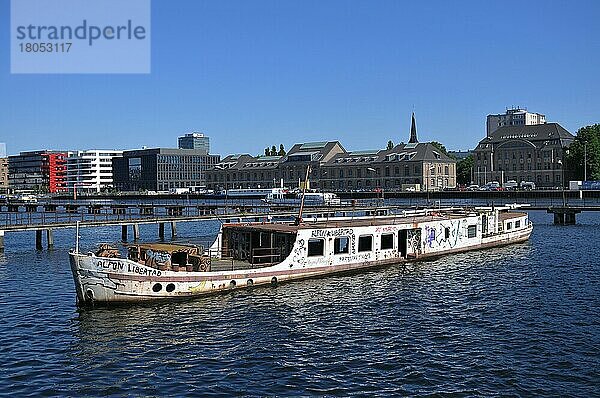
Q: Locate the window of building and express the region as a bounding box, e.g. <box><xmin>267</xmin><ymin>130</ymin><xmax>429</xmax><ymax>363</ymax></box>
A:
<box><xmin>358</xmin><ymin>235</ymin><xmax>373</xmax><ymax>252</ymax></box>
<box><xmin>507</xmin><ymin>222</ymin><xmax>512</xmax><ymax>230</ymax></box>
<box><xmin>467</xmin><ymin>225</ymin><xmax>477</xmax><ymax>238</ymax></box>
<box><xmin>307</xmin><ymin>238</ymin><xmax>325</xmax><ymax>257</ymax></box>
<box><xmin>381</xmin><ymin>233</ymin><xmax>394</xmax><ymax>250</ymax></box>
<box><xmin>334</xmin><ymin>237</ymin><xmax>349</xmax><ymax>254</ymax></box>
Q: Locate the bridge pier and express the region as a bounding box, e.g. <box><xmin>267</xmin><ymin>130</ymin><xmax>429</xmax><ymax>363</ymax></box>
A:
<box><xmin>121</xmin><ymin>225</ymin><xmax>128</xmax><ymax>241</ymax></box>
<box><xmin>133</xmin><ymin>224</ymin><xmax>140</xmax><ymax>241</ymax></box>
<box><xmin>171</xmin><ymin>222</ymin><xmax>177</xmax><ymax>238</ymax></box>
<box><xmin>549</xmin><ymin>208</ymin><xmax>581</xmax><ymax>225</ymax></box>
<box><xmin>36</xmin><ymin>230</ymin><xmax>43</xmax><ymax>250</ymax></box>
<box><xmin>159</xmin><ymin>223</ymin><xmax>165</xmax><ymax>240</ymax></box>
<box><xmin>46</xmin><ymin>229</ymin><xmax>54</xmax><ymax>248</ymax></box>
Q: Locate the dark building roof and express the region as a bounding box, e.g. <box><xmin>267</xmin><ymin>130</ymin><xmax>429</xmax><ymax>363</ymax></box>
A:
<box><xmin>284</xmin><ymin>141</ymin><xmax>346</xmax><ymax>163</ymax></box>
<box><xmin>325</xmin><ymin>142</ymin><xmax>455</xmax><ymax>166</ymax></box>
<box><xmin>477</xmin><ymin>123</ymin><xmax>574</xmax><ymax>147</ymax></box>
<box><xmin>121</xmin><ymin>148</ymin><xmax>218</xmax><ymax>156</ymax></box>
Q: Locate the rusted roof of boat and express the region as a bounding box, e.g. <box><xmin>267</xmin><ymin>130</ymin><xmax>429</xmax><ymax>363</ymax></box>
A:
<box><xmin>224</xmin><ymin>211</ymin><xmax>527</xmax><ymax>232</ymax></box>
<box><xmin>126</xmin><ymin>243</ymin><xmax>199</xmax><ymax>252</ymax></box>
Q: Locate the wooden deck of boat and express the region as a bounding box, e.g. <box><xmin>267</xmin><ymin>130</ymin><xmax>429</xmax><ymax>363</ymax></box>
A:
<box><xmin>210</xmin><ymin>258</ymin><xmax>269</xmax><ymax>272</ymax></box>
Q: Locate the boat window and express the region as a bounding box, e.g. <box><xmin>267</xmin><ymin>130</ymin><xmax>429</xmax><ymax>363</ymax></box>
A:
<box><xmin>358</xmin><ymin>235</ymin><xmax>373</xmax><ymax>252</ymax></box>
<box><xmin>467</xmin><ymin>225</ymin><xmax>477</xmax><ymax>238</ymax></box>
<box><xmin>334</xmin><ymin>236</ymin><xmax>349</xmax><ymax>254</ymax></box>
<box><xmin>507</xmin><ymin>222</ymin><xmax>512</xmax><ymax>230</ymax></box>
<box><xmin>445</xmin><ymin>227</ymin><xmax>450</xmax><ymax>239</ymax></box>
<box><xmin>308</xmin><ymin>238</ymin><xmax>325</xmax><ymax>257</ymax></box>
<box><xmin>515</xmin><ymin>220</ymin><xmax>521</xmax><ymax>228</ymax></box>
<box><xmin>380</xmin><ymin>233</ymin><xmax>394</xmax><ymax>250</ymax></box>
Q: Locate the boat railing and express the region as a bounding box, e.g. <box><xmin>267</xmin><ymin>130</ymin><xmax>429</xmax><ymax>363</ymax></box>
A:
<box><xmin>249</xmin><ymin>247</ymin><xmax>282</xmax><ymax>265</ymax></box>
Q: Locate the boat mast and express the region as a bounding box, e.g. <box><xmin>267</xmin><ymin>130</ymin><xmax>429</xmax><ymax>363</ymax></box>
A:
<box><xmin>296</xmin><ymin>165</ymin><xmax>311</xmax><ymax>224</ymax></box>
<box><xmin>75</xmin><ymin>221</ymin><xmax>80</xmax><ymax>254</ymax></box>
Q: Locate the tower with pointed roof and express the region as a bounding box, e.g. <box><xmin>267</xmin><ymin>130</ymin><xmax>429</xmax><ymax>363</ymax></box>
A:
<box><xmin>409</xmin><ymin>112</ymin><xmax>418</xmax><ymax>143</ymax></box>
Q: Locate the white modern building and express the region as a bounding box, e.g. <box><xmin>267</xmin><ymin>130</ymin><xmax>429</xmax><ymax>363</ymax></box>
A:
<box><xmin>67</xmin><ymin>150</ymin><xmax>123</xmax><ymax>193</ymax></box>
<box><xmin>486</xmin><ymin>107</ymin><xmax>546</xmax><ymax>136</ymax></box>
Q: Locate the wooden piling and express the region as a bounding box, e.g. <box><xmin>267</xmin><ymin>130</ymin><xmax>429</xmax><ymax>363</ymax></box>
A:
<box><xmin>36</xmin><ymin>230</ymin><xmax>43</xmax><ymax>250</ymax></box>
<box><xmin>133</xmin><ymin>224</ymin><xmax>140</xmax><ymax>241</ymax></box>
<box><xmin>46</xmin><ymin>229</ymin><xmax>54</xmax><ymax>248</ymax></box>
<box><xmin>121</xmin><ymin>225</ymin><xmax>128</xmax><ymax>241</ymax></box>
<box><xmin>171</xmin><ymin>222</ymin><xmax>177</xmax><ymax>238</ymax></box>
<box><xmin>159</xmin><ymin>223</ymin><xmax>165</xmax><ymax>240</ymax></box>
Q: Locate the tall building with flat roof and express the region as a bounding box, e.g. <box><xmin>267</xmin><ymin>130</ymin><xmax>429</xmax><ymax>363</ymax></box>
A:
<box><xmin>8</xmin><ymin>150</ymin><xmax>69</xmax><ymax>193</ymax></box>
<box><xmin>178</xmin><ymin>132</ymin><xmax>210</xmax><ymax>154</ymax></box>
<box><xmin>67</xmin><ymin>150</ymin><xmax>123</xmax><ymax>193</ymax></box>
<box><xmin>112</xmin><ymin>148</ymin><xmax>220</xmax><ymax>192</ymax></box>
<box><xmin>486</xmin><ymin>107</ymin><xmax>546</xmax><ymax>137</ymax></box>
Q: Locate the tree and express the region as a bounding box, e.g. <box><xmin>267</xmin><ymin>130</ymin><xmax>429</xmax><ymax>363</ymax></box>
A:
<box><xmin>456</xmin><ymin>155</ymin><xmax>474</xmax><ymax>186</ymax></box>
<box><xmin>271</xmin><ymin>145</ymin><xmax>277</xmax><ymax>156</ymax></box>
<box><xmin>387</xmin><ymin>140</ymin><xmax>394</xmax><ymax>150</ymax></box>
<box><xmin>278</xmin><ymin>144</ymin><xmax>286</xmax><ymax>156</ymax></box>
<box><xmin>566</xmin><ymin>124</ymin><xmax>600</xmax><ymax>181</ymax></box>
<box><xmin>430</xmin><ymin>141</ymin><xmax>454</xmax><ymax>158</ymax></box>
<box><xmin>264</xmin><ymin>147</ymin><xmax>270</xmax><ymax>156</ymax></box>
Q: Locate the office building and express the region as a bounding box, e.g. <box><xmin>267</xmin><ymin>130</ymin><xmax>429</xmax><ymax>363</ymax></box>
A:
<box><xmin>178</xmin><ymin>132</ymin><xmax>210</xmax><ymax>154</ymax></box>
<box><xmin>8</xmin><ymin>150</ymin><xmax>69</xmax><ymax>193</ymax></box>
<box><xmin>66</xmin><ymin>150</ymin><xmax>123</xmax><ymax>193</ymax></box>
<box><xmin>112</xmin><ymin>148</ymin><xmax>220</xmax><ymax>191</ymax></box>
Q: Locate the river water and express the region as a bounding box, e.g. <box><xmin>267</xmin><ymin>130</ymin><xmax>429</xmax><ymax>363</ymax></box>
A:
<box><xmin>0</xmin><ymin>211</ymin><xmax>598</xmax><ymax>397</ymax></box>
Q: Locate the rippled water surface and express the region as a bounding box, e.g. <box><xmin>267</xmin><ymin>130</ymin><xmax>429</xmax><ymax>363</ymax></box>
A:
<box><xmin>0</xmin><ymin>212</ymin><xmax>599</xmax><ymax>396</ymax></box>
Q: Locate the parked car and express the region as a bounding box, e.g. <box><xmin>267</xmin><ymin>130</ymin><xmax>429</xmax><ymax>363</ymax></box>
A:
<box><xmin>467</xmin><ymin>184</ymin><xmax>479</xmax><ymax>191</ymax></box>
<box><xmin>520</xmin><ymin>181</ymin><xmax>536</xmax><ymax>190</ymax></box>
<box><xmin>504</xmin><ymin>180</ymin><xmax>518</xmax><ymax>190</ymax></box>
<box><xmin>481</xmin><ymin>181</ymin><xmax>502</xmax><ymax>191</ymax></box>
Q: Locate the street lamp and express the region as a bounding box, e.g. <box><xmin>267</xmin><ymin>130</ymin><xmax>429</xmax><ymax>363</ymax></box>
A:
<box><xmin>584</xmin><ymin>141</ymin><xmax>587</xmax><ymax>182</ymax></box>
<box><xmin>366</xmin><ymin>167</ymin><xmax>378</xmax><ymax>204</ymax></box>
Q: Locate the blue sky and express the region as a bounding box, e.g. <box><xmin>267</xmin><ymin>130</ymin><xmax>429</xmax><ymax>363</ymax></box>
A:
<box><xmin>1</xmin><ymin>0</ymin><xmax>599</xmax><ymax>156</ymax></box>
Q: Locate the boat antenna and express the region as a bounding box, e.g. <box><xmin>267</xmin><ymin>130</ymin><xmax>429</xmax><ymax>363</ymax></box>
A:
<box><xmin>295</xmin><ymin>165</ymin><xmax>311</xmax><ymax>225</ymax></box>
<box><xmin>75</xmin><ymin>220</ymin><xmax>80</xmax><ymax>253</ymax></box>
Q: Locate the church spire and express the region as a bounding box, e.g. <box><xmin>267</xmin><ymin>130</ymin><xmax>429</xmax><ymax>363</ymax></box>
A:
<box><xmin>409</xmin><ymin>112</ymin><xmax>418</xmax><ymax>143</ymax></box>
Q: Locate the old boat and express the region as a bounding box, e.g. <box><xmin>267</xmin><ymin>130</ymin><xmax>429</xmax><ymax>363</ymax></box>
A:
<box><xmin>69</xmin><ymin>205</ymin><xmax>532</xmax><ymax>306</ymax></box>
